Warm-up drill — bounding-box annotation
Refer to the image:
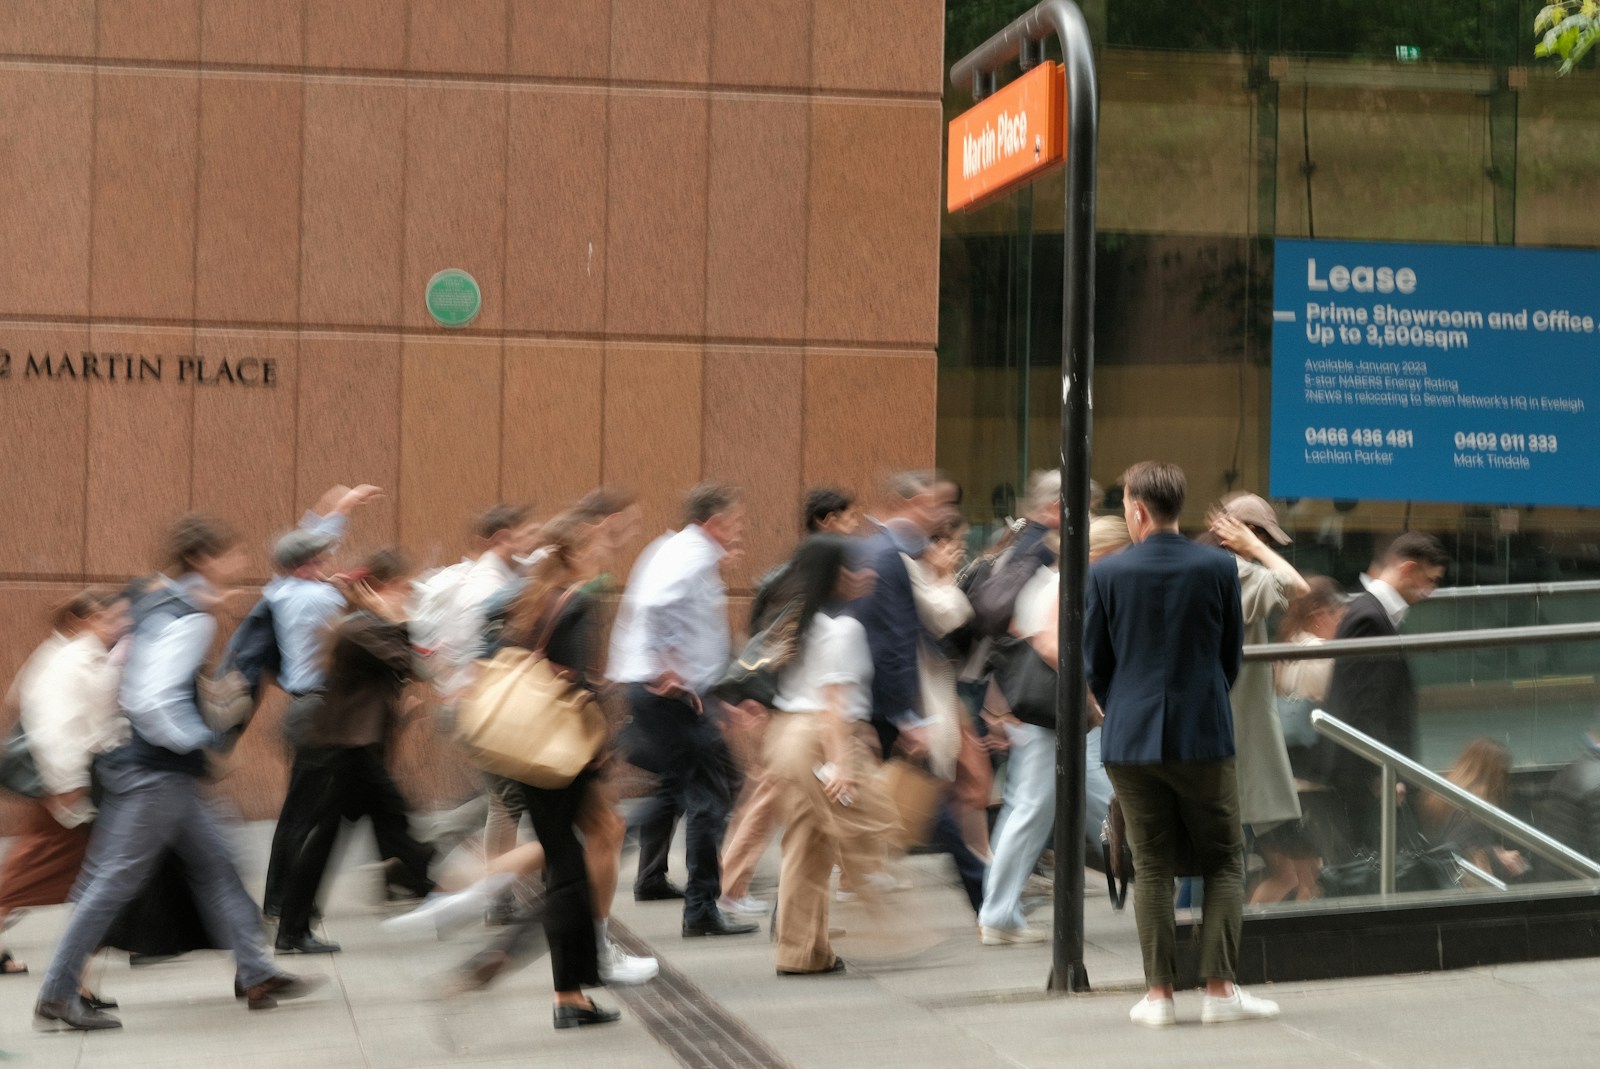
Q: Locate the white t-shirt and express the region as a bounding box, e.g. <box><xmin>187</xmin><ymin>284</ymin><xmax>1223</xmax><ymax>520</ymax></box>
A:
<box><xmin>774</xmin><ymin>613</ymin><xmax>873</xmax><ymax>722</ymax></box>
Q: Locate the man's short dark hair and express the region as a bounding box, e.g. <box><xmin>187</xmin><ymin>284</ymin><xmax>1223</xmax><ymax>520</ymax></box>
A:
<box><xmin>803</xmin><ymin>487</ymin><xmax>854</xmax><ymax>533</ymax></box>
<box><xmin>685</xmin><ymin>482</ymin><xmax>741</xmax><ymax>527</ymax></box>
<box><xmin>1384</xmin><ymin>532</ymin><xmax>1449</xmax><ymax>570</ymax></box>
<box><xmin>163</xmin><ymin>514</ymin><xmax>238</xmax><ymax>574</ymax></box>
<box><xmin>476</xmin><ymin>503</ymin><xmax>532</xmax><ymax>541</ymax></box>
<box><xmin>1120</xmin><ymin>461</ymin><xmax>1186</xmax><ymax>523</ymax></box>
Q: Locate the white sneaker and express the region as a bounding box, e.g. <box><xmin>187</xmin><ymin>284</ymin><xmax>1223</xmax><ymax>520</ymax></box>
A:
<box><xmin>861</xmin><ymin>871</ymin><xmax>903</xmax><ymax>894</ymax></box>
<box><xmin>599</xmin><ymin>941</ymin><xmax>659</xmax><ymax>985</ymax></box>
<box><xmin>381</xmin><ymin>890</ymin><xmax>478</xmax><ymax>937</ymax></box>
<box><xmin>716</xmin><ymin>894</ymin><xmax>771</xmax><ymax>916</ymax></box>
<box><xmin>1201</xmin><ymin>987</ymin><xmax>1279</xmax><ymax>1024</ymax></box>
<box><xmin>978</xmin><ymin>925</ymin><xmax>1048</xmax><ymax>946</ymax></box>
<box><xmin>1128</xmin><ymin>995</ymin><xmax>1177</xmax><ymax>1028</ymax></box>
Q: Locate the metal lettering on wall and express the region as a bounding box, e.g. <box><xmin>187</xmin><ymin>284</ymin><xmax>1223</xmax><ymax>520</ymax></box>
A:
<box><xmin>0</xmin><ymin>349</ymin><xmax>278</xmax><ymax>387</ymax></box>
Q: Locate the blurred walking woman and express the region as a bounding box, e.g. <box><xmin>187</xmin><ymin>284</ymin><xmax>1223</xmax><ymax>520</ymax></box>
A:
<box><xmin>766</xmin><ymin>535</ymin><xmax>889</xmax><ymax>976</ymax></box>
<box><xmin>0</xmin><ymin>591</ymin><xmax>130</xmax><ymax>975</ymax></box>
<box><xmin>501</xmin><ymin>511</ymin><xmax>620</xmax><ymax>1028</ymax></box>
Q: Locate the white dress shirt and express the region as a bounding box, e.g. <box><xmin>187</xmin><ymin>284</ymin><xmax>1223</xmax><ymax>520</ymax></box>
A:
<box><xmin>608</xmin><ymin>525</ymin><xmax>730</xmax><ymax>693</ymax></box>
<box><xmin>1367</xmin><ymin>577</ymin><xmax>1410</xmax><ymax>628</ymax></box>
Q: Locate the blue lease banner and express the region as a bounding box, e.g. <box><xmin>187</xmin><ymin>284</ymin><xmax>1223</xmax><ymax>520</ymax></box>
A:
<box><xmin>1271</xmin><ymin>238</ymin><xmax>1598</xmax><ymax>508</ymax></box>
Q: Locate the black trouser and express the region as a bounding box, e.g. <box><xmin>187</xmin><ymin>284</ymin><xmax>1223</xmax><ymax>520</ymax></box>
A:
<box><xmin>277</xmin><ymin>745</ymin><xmax>435</xmax><ymax>939</ymax></box>
<box><xmin>263</xmin><ymin>747</ymin><xmax>322</xmax><ymax>915</ymax></box>
<box><xmin>631</xmin><ymin>787</ymin><xmax>684</xmax><ymax>893</ymax></box>
<box><xmin>262</xmin><ymin>692</ymin><xmax>328</xmax><ymax>914</ymax></box>
<box><xmin>521</xmin><ymin>772</ymin><xmax>599</xmax><ymax>992</ymax></box>
<box><xmin>624</xmin><ymin>685</ymin><xmax>741</xmax><ymax>923</ymax></box>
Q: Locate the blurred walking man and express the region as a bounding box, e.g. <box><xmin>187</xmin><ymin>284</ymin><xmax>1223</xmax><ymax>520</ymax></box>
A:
<box><xmin>1086</xmin><ymin>462</ymin><xmax>1276</xmax><ymax>1027</ymax></box>
<box><xmin>612</xmin><ymin>484</ymin><xmax>757</xmax><ymax>938</ymax></box>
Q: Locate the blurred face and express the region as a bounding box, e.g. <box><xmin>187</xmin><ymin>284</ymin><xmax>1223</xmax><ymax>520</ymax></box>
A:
<box><xmin>702</xmin><ymin>503</ymin><xmax>745</xmax><ymax>552</ymax></box>
<box><xmin>817</xmin><ymin>506</ymin><xmax>862</xmax><ymax>537</ymax></box>
<box><xmin>87</xmin><ymin>600</ymin><xmax>131</xmax><ymax>647</ymax></box>
<box><xmin>1395</xmin><ymin>560</ymin><xmax>1446</xmax><ymax>605</ymax></box>
<box><xmin>1308</xmin><ymin>604</ymin><xmax>1344</xmax><ymax>641</ymax></box>
<box><xmin>599</xmin><ymin>504</ymin><xmax>641</xmax><ymax>556</ymax></box>
<box><xmin>194</xmin><ymin>545</ymin><xmax>245</xmax><ymax>589</ymax></box>
<box><xmin>500</xmin><ymin>519</ymin><xmax>541</xmax><ymax>560</ymax></box>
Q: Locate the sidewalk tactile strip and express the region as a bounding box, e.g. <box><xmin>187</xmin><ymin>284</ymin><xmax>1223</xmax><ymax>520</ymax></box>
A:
<box><xmin>609</xmin><ymin>921</ymin><xmax>798</xmax><ymax>1069</ymax></box>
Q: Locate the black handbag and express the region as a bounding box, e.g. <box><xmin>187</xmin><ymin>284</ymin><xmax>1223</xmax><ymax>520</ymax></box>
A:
<box><xmin>711</xmin><ymin>605</ymin><xmax>799</xmax><ymax>708</ymax></box>
<box><xmin>988</xmin><ymin>635</ymin><xmax>1057</xmax><ymax>730</ymax></box>
<box><xmin>0</xmin><ymin>723</ymin><xmax>45</xmax><ymax>799</ymax></box>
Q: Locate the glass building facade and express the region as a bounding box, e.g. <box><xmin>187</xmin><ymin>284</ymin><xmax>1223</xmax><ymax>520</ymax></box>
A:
<box><xmin>940</xmin><ymin>0</ymin><xmax>1597</xmax><ymax>580</ymax></box>
<box><xmin>940</xmin><ymin>2</ymin><xmax>1600</xmax><ymax>907</ymax></box>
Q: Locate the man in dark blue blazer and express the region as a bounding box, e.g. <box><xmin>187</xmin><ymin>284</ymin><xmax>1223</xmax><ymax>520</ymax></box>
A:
<box><xmin>847</xmin><ymin>471</ymin><xmax>986</xmax><ymax>914</ymax></box>
<box><xmin>1085</xmin><ymin>462</ymin><xmax>1276</xmax><ymax>1028</ymax></box>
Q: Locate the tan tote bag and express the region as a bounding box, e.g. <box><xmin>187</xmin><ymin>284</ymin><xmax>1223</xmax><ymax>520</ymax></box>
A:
<box><xmin>454</xmin><ymin>591</ymin><xmax>607</xmax><ymax>789</ymax></box>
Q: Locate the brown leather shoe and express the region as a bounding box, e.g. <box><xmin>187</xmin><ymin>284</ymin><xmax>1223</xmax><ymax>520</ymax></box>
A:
<box><xmin>242</xmin><ymin>973</ymin><xmax>326</xmax><ymax>1010</ymax></box>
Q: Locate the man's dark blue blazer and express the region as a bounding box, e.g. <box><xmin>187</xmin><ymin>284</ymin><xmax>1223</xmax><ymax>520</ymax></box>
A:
<box><xmin>1084</xmin><ymin>531</ymin><xmax>1244</xmax><ymax>765</ymax></box>
<box><xmin>848</xmin><ymin>521</ymin><xmax>923</xmax><ymax>741</ymax></box>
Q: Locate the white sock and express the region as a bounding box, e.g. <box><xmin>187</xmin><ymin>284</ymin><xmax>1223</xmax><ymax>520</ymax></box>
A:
<box><xmin>595</xmin><ymin>918</ymin><xmax>609</xmax><ymax>948</ymax></box>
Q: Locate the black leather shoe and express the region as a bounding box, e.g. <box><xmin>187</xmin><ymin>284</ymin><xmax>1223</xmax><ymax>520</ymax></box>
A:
<box><xmin>683</xmin><ymin>912</ymin><xmax>759</xmax><ymax>937</ymax></box>
<box><xmin>242</xmin><ymin>973</ymin><xmax>326</xmax><ymax>1010</ymax></box>
<box><xmin>80</xmin><ymin>991</ymin><xmax>118</xmax><ymax>1010</ymax></box>
<box><xmin>274</xmin><ymin>933</ymin><xmax>341</xmax><ymax>955</ymax></box>
<box><xmin>553</xmin><ymin>1000</ymin><xmax>621</xmax><ymax>1029</ymax></box>
<box><xmin>35</xmin><ymin>998</ymin><xmax>121</xmax><ymax>1031</ymax></box>
<box><xmin>634</xmin><ymin>881</ymin><xmax>686</xmax><ymax>902</ymax></box>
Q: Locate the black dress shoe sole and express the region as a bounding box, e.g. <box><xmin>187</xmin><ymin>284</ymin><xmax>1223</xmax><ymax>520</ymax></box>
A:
<box><xmin>273</xmin><ymin>942</ymin><xmax>341</xmax><ymax>955</ymax></box>
<box><xmin>682</xmin><ymin>924</ymin><xmax>759</xmax><ymax>938</ymax></box>
<box><xmin>553</xmin><ymin>1007</ymin><xmax>621</xmax><ymax>1029</ymax></box>
<box><xmin>633</xmin><ymin>887</ymin><xmax>686</xmax><ymax>902</ymax></box>
<box><xmin>777</xmin><ymin>957</ymin><xmax>846</xmax><ymax>976</ymax></box>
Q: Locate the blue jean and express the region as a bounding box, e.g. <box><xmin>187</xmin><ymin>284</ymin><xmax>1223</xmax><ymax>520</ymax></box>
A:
<box><xmin>41</xmin><ymin>758</ymin><xmax>275</xmax><ymax>1003</ymax></box>
<box><xmin>978</xmin><ymin>722</ymin><xmax>1057</xmax><ymax>931</ymax></box>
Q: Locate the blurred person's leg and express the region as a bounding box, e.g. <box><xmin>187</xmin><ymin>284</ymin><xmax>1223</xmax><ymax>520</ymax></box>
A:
<box><xmin>681</xmin><ymin>708</ymin><xmax>742</xmax><ymax>925</ymax></box>
<box><xmin>978</xmin><ymin>722</ymin><xmax>1055</xmax><ymax>935</ymax></box>
<box><xmin>168</xmin><ymin>784</ymin><xmax>278</xmax><ymax>988</ymax></box>
<box><xmin>765</xmin><ymin>715</ymin><xmax>837</xmax><ymax>972</ymax></box>
<box><xmin>38</xmin><ymin>770</ymin><xmax>179</xmax><ymax>1005</ymax></box>
<box><xmin>720</xmin><ymin>770</ymin><xmax>783</xmax><ymax>900</ymax></box>
<box><xmin>931</xmin><ymin>803</ymin><xmax>987</xmax><ymax>914</ymax></box>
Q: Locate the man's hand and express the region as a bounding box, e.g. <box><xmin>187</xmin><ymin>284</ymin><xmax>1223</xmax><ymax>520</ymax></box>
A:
<box><xmin>334</xmin><ymin>484</ymin><xmax>384</xmax><ymax>516</ymax></box>
<box><xmin>926</xmin><ymin>539</ymin><xmax>964</xmax><ymax>580</ymax></box>
<box><xmin>896</xmin><ymin>724</ymin><xmax>929</xmax><ymax>759</ymax></box>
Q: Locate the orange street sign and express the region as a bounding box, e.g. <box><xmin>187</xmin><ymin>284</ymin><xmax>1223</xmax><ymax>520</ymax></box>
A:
<box><xmin>946</xmin><ymin>61</ymin><xmax>1066</xmax><ymax>213</ymax></box>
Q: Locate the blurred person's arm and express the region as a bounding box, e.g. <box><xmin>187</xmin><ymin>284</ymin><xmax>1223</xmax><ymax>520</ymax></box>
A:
<box><xmin>22</xmin><ymin>640</ymin><xmax>107</xmax><ymax>796</ymax></box>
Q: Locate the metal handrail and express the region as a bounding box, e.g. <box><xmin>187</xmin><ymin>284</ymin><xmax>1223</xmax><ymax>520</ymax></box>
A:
<box><xmin>1243</xmin><ymin>621</ymin><xmax>1600</xmax><ymax>663</ymax></box>
<box><xmin>1430</xmin><ymin>579</ymin><xmax>1600</xmax><ymax>601</ymax></box>
<box><xmin>1308</xmin><ymin>710</ymin><xmax>1600</xmax><ymax>895</ymax></box>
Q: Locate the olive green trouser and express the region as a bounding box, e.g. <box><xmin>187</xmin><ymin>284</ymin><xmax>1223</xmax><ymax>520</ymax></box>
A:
<box><xmin>1106</xmin><ymin>757</ymin><xmax>1244</xmax><ymax>986</ymax></box>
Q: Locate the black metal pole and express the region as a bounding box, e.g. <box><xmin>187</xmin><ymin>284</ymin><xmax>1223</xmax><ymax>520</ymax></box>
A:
<box><xmin>951</xmin><ymin>0</ymin><xmax>1098</xmax><ymax>995</ymax></box>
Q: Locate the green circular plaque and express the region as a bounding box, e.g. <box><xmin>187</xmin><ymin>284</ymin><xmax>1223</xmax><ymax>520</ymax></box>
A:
<box><xmin>425</xmin><ymin>269</ymin><xmax>482</xmax><ymax>327</ymax></box>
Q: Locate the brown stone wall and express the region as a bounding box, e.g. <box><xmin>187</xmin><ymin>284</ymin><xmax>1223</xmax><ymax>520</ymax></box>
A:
<box><xmin>0</xmin><ymin>0</ymin><xmax>944</xmax><ymax>822</ymax></box>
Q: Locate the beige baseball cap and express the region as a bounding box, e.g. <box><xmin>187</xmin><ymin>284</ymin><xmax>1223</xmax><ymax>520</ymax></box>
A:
<box><xmin>1220</xmin><ymin>492</ymin><xmax>1291</xmax><ymax>545</ymax></box>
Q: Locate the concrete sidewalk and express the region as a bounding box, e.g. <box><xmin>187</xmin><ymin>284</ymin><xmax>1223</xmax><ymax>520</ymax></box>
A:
<box><xmin>0</xmin><ymin>819</ymin><xmax>1596</xmax><ymax>1068</ymax></box>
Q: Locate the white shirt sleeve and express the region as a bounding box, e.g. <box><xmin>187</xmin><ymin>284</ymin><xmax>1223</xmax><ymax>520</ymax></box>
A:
<box><xmin>22</xmin><ymin>637</ymin><xmax>117</xmax><ymax>794</ymax></box>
